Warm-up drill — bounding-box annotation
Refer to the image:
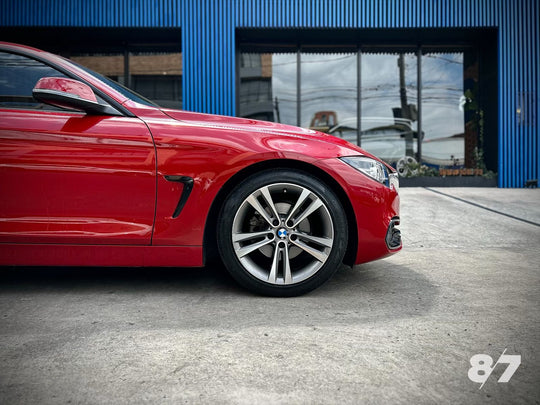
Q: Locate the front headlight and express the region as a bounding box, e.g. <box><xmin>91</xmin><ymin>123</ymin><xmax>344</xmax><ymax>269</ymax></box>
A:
<box><xmin>340</xmin><ymin>156</ymin><xmax>388</xmax><ymax>184</ymax></box>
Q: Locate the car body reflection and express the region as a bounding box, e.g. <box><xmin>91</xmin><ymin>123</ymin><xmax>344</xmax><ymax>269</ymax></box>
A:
<box><xmin>318</xmin><ymin>116</ymin><xmax>464</xmax><ymax>169</ymax></box>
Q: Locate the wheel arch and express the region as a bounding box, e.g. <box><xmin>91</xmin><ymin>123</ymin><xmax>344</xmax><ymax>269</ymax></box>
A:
<box><xmin>202</xmin><ymin>159</ymin><xmax>358</xmax><ymax>267</ymax></box>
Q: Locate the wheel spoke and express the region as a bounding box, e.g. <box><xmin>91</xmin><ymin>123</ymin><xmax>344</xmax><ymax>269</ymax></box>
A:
<box><xmin>282</xmin><ymin>243</ymin><xmax>292</xmax><ymax>283</ymax></box>
<box><xmin>289</xmin><ymin>198</ymin><xmax>324</xmax><ymax>228</ymax></box>
<box><xmin>268</xmin><ymin>243</ymin><xmax>280</xmax><ymax>283</ymax></box>
<box><xmin>236</xmin><ymin>237</ymin><xmax>274</xmax><ymax>258</ymax></box>
<box><xmin>267</xmin><ymin>243</ymin><xmax>293</xmax><ymax>284</ymax></box>
<box><xmin>246</xmin><ymin>195</ymin><xmax>274</xmax><ymax>227</ymax></box>
<box><xmin>259</xmin><ymin>186</ymin><xmax>281</xmax><ymax>225</ymax></box>
<box><xmin>233</xmin><ymin>230</ymin><xmax>272</xmax><ymax>243</ymax></box>
<box><xmin>291</xmin><ymin>231</ymin><xmax>333</xmax><ymax>248</ymax></box>
<box><xmin>285</xmin><ymin>189</ymin><xmax>310</xmax><ymax>225</ymax></box>
<box><xmin>289</xmin><ymin>237</ymin><xmax>329</xmax><ymax>263</ymax></box>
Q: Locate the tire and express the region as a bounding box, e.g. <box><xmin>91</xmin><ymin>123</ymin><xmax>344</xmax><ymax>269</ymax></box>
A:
<box><xmin>217</xmin><ymin>169</ymin><xmax>348</xmax><ymax>296</ymax></box>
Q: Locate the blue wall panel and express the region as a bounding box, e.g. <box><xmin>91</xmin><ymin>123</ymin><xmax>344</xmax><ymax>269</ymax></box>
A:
<box><xmin>181</xmin><ymin>0</ymin><xmax>235</xmax><ymax>115</ymax></box>
<box><xmin>235</xmin><ymin>0</ymin><xmax>499</xmax><ymax>28</ymax></box>
<box><xmin>0</xmin><ymin>0</ymin><xmax>182</xmax><ymax>27</ymax></box>
<box><xmin>497</xmin><ymin>0</ymin><xmax>539</xmax><ymax>187</ymax></box>
<box><xmin>1</xmin><ymin>0</ymin><xmax>538</xmax><ymax>187</ymax></box>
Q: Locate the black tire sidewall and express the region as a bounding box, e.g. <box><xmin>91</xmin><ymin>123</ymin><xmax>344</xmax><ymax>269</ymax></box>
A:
<box><xmin>216</xmin><ymin>169</ymin><xmax>348</xmax><ymax>296</ymax></box>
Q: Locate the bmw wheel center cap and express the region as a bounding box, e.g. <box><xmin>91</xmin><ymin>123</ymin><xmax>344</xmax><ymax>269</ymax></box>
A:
<box><xmin>277</xmin><ymin>228</ymin><xmax>288</xmax><ymax>239</ymax></box>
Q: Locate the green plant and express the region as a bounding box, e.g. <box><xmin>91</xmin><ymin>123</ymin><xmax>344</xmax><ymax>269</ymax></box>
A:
<box><xmin>403</xmin><ymin>161</ymin><xmax>438</xmax><ymax>177</ymax></box>
<box><xmin>473</xmin><ymin>109</ymin><xmax>487</xmax><ymax>172</ymax></box>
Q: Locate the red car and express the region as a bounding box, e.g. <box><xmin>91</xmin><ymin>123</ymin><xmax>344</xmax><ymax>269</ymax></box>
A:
<box><xmin>0</xmin><ymin>42</ymin><xmax>401</xmax><ymax>296</ymax></box>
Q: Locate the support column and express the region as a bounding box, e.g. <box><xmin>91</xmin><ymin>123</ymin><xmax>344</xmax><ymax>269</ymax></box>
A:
<box><xmin>181</xmin><ymin>0</ymin><xmax>236</xmax><ymax>116</ymax></box>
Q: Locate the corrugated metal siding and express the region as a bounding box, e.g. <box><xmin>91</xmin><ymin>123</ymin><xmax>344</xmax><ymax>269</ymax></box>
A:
<box><xmin>181</xmin><ymin>0</ymin><xmax>235</xmax><ymax>115</ymax></box>
<box><xmin>236</xmin><ymin>0</ymin><xmax>499</xmax><ymax>28</ymax></box>
<box><xmin>0</xmin><ymin>0</ymin><xmax>182</xmax><ymax>27</ymax></box>
<box><xmin>498</xmin><ymin>0</ymin><xmax>539</xmax><ymax>187</ymax></box>
<box><xmin>1</xmin><ymin>0</ymin><xmax>538</xmax><ymax>187</ymax></box>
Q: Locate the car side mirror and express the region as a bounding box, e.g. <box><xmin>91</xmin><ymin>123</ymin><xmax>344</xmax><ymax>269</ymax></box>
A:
<box><xmin>32</xmin><ymin>77</ymin><xmax>120</xmax><ymax>115</ymax></box>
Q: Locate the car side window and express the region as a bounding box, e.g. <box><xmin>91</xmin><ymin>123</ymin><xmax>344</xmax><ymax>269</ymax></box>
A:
<box><xmin>0</xmin><ymin>51</ymin><xmax>68</xmax><ymax>111</ymax></box>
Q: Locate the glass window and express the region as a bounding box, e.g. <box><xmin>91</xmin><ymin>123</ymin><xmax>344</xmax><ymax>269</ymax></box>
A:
<box><xmin>130</xmin><ymin>52</ymin><xmax>182</xmax><ymax>109</ymax></box>
<box><xmin>422</xmin><ymin>52</ymin><xmax>465</xmax><ymax>167</ymax></box>
<box><xmin>272</xmin><ymin>53</ymin><xmax>297</xmax><ymax>125</ymax></box>
<box><xmin>239</xmin><ymin>78</ymin><xmax>272</xmax><ymax>121</ymax></box>
<box><xmin>0</xmin><ymin>51</ymin><xmax>67</xmax><ymax>110</ymax></box>
<box><xmin>241</xmin><ymin>53</ymin><xmax>262</xmax><ymax>69</ymax></box>
<box><xmin>132</xmin><ymin>75</ymin><xmax>182</xmax><ymax>109</ymax></box>
<box><xmin>70</xmin><ymin>53</ymin><xmax>126</xmax><ymax>84</ymax></box>
<box><xmin>301</xmin><ymin>53</ymin><xmax>357</xmax><ymax>133</ymax></box>
<box><xmin>360</xmin><ymin>52</ymin><xmax>418</xmax><ymax>166</ymax></box>
<box><xmin>70</xmin><ymin>51</ymin><xmax>182</xmax><ymax>109</ymax></box>
<box><xmin>72</xmin><ymin>61</ymin><xmax>157</xmax><ymax>107</ymax></box>
<box><xmin>238</xmin><ymin>53</ymin><xmax>297</xmax><ymax>125</ymax></box>
<box><xmin>237</xmin><ymin>44</ymin><xmax>480</xmax><ymax>173</ymax></box>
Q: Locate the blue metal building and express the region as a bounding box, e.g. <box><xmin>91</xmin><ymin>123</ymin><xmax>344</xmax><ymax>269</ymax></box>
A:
<box><xmin>1</xmin><ymin>0</ymin><xmax>538</xmax><ymax>187</ymax></box>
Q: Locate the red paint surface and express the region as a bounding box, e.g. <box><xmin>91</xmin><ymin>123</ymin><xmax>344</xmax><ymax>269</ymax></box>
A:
<box><xmin>34</xmin><ymin>77</ymin><xmax>98</xmax><ymax>102</ymax></box>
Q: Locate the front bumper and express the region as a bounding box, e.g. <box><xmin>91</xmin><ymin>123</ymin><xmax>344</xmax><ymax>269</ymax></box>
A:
<box><xmin>315</xmin><ymin>157</ymin><xmax>402</xmax><ymax>265</ymax></box>
<box><xmin>385</xmin><ymin>217</ymin><xmax>402</xmax><ymax>250</ymax></box>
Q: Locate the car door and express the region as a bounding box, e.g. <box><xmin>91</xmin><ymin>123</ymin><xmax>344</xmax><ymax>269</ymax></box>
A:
<box><xmin>0</xmin><ymin>51</ymin><xmax>156</xmax><ymax>245</ymax></box>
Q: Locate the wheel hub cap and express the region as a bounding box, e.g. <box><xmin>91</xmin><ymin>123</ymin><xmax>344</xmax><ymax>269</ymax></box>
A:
<box><xmin>277</xmin><ymin>228</ymin><xmax>288</xmax><ymax>239</ymax></box>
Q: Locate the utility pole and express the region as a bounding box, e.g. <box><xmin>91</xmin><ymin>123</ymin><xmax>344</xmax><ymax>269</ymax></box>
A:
<box><xmin>274</xmin><ymin>96</ymin><xmax>281</xmax><ymax>123</ymax></box>
<box><xmin>397</xmin><ymin>53</ymin><xmax>414</xmax><ymax>158</ymax></box>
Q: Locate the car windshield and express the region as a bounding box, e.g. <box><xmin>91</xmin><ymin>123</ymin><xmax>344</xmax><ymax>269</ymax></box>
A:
<box><xmin>67</xmin><ymin>58</ymin><xmax>159</xmax><ymax>108</ymax></box>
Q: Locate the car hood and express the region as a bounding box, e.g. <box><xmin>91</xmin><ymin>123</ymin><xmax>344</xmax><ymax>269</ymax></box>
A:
<box><xmin>160</xmin><ymin>108</ymin><xmax>367</xmax><ymax>156</ymax></box>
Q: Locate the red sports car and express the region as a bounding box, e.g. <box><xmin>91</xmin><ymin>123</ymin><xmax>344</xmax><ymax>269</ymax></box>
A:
<box><xmin>0</xmin><ymin>42</ymin><xmax>401</xmax><ymax>296</ymax></box>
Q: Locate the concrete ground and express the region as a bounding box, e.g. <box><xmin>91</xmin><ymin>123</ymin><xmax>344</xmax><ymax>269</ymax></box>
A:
<box><xmin>0</xmin><ymin>187</ymin><xmax>539</xmax><ymax>404</ymax></box>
